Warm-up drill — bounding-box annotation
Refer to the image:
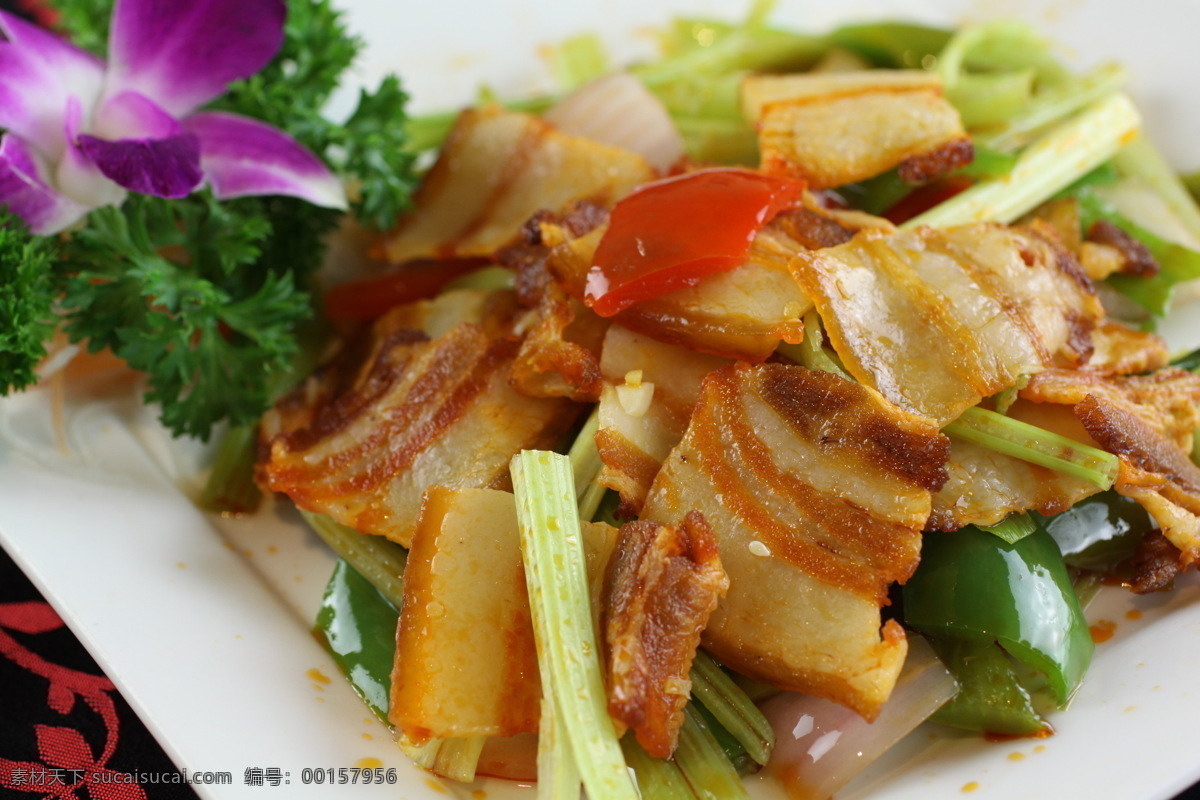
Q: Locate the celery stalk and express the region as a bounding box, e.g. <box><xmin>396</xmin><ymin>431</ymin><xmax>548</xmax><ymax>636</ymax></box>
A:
<box><xmin>299</xmin><ymin>510</ymin><xmax>408</xmax><ymax>609</ymax></box>
<box><xmin>537</xmin><ymin>702</ymin><xmax>582</xmax><ymax>800</ymax></box>
<box><xmin>198</xmin><ymin>423</ymin><xmax>262</xmax><ymax>514</ymax></box>
<box><xmin>978</xmin><ymin>513</ymin><xmax>1038</xmax><ymax>544</ymax></box>
<box><xmin>689</xmin><ymin>651</ymin><xmax>775</xmax><ymax>766</ymax></box>
<box><xmin>1113</xmin><ymin>134</ymin><xmax>1200</xmax><ymax>244</ymax></box>
<box><xmin>396</xmin><ymin>734</ymin><xmax>442</xmax><ymax>770</ymax></box>
<box><xmin>431</xmin><ymin>737</ymin><xmax>486</xmax><ymax>783</ymax></box>
<box><xmin>902</xmin><ymin>93</ymin><xmax>1140</xmax><ymax>228</ymax></box>
<box><xmin>675</xmin><ymin>706</ymin><xmax>751</xmax><ymax>800</ymax></box>
<box><xmin>977</xmin><ymin>63</ymin><xmax>1127</xmax><ymax>153</ymax></box>
<box><xmin>545</xmin><ymin>33</ymin><xmax>610</xmax><ymax>91</ymax></box>
<box><xmin>569</xmin><ymin>407</ymin><xmax>606</xmax><ymax>521</ymax></box>
<box><xmin>510</xmin><ymin>450</ymin><xmax>637</xmax><ymax>800</ymax></box>
<box><xmin>621</xmin><ymin>735</ymin><xmax>695</xmax><ymax>800</ymax></box>
<box><xmin>946</xmin><ymin>408</ymin><xmax>1119</xmax><ymax>489</ymax></box>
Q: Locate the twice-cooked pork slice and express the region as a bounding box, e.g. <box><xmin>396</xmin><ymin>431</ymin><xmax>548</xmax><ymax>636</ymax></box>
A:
<box><xmin>502</xmin><ymin>208</ymin><xmax>611</xmax><ymax>402</ymax></box>
<box><xmin>391</xmin><ymin>487</ymin><xmax>617</xmax><ymax>741</ymax></box>
<box><xmin>742</xmin><ymin>71</ymin><xmax>972</xmax><ymax>188</ymax></box>
<box><xmin>792</xmin><ymin>223</ymin><xmax>1104</xmax><ymax>426</ymax></box>
<box><xmin>1086</xmin><ymin>320</ymin><xmax>1171</xmax><ymax>375</ymax></box>
<box><xmin>377</xmin><ymin>107</ymin><xmax>653</xmax><ymax>264</ymax></box>
<box><xmin>1021</xmin><ymin>368</ymin><xmax>1200</xmax><ymax>563</ymax></box>
<box><xmin>258</xmin><ymin>315</ymin><xmax>581</xmax><ymax>547</ymax></box>
<box><xmin>596</xmin><ymin>325</ymin><xmax>731</xmax><ymax>512</ymax></box>
<box><xmin>930</xmin><ymin>400</ymin><xmax>1101</xmax><ymax>531</ymax></box>
<box><xmin>642</xmin><ymin>364</ymin><xmax>950</xmax><ymax>719</ymax></box>
<box><xmin>605</xmin><ymin>512</ymin><xmax>728</xmax><ymax>758</ymax></box>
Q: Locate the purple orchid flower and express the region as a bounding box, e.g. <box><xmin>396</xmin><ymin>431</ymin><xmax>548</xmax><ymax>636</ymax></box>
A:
<box><xmin>0</xmin><ymin>0</ymin><xmax>347</xmax><ymax>234</ymax></box>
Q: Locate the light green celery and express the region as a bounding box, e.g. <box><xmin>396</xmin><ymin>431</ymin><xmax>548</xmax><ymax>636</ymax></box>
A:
<box><xmin>977</xmin><ymin>63</ymin><xmax>1127</xmax><ymax>153</ymax></box>
<box><xmin>546</xmin><ymin>33</ymin><xmax>610</xmax><ymax>91</ymax></box>
<box><xmin>902</xmin><ymin>93</ymin><xmax>1140</xmax><ymax>229</ymax></box>
<box><xmin>827</xmin><ymin>22</ymin><xmax>950</xmax><ymax>69</ymax></box>
<box><xmin>396</xmin><ymin>735</ymin><xmax>442</xmax><ymax>770</ymax></box>
<box><xmin>299</xmin><ymin>510</ymin><xmax>408</xmax><ymax>609</ymax></box>
<box><xmin>568</xmin><ymin>407</ymin><xmax>606</xmax><ymax>521</ymax></box>
<box><xmin>537</xmin><ymin>703</ymin><xmax>582</xmax><ymax>799</ymax></box>
<box><xmin>777</xmin><ymin>311</ymin><xmax>850</xmax><ymax>378</ymax></box>
<box><xmin>1113</xmin><ymin>135</ymin><xmax>1200</xmax><ymax>244</ymax></box>
<box><xmin>947</xmin><ymin>69</ymin><xmax>1035</xmax><ymax>128</ymax></box>
<box><xmin>978</xmin><ymin>513</ymin><xmax>1038</xmax><ymax>544</ymax></box>
<box><xmin>198</xmin><ymin>424</ymin><xmax>262</xmax><ymax>514</ymax></box>
<box><xmin>674</xmin><ymin>706</ymin><xmax>751</xmax><ymax>800</ymax></box>
<box><xmin>431</xmin><ymin>737</ymin><xmax>486</xmax><ymax>783</ymax></box>
<box><xmin>992</xmin><ymin>374</ymin><xmax>1031</xmax><ymax>415</ymax></box>
<box><xmin>635</xmin><ymin>22</ymin><xmax>824</xmax><ymax>87</ymax></box>
<box><xmin>621</xmin><ymin>735</ymin><xmax>695</xmax><ymax>800</ymax></box>
<box><xmin>689</xmin><ymin>651</ymin><xmax>775</xmax><ymax>766</ymax></box>
<box><xmin>510</xmin><ymin>450</ymin><xmax>637</xmax><ymax>800</ymax></box>
<box><xmin>650</xmin><ymin>72</ymin><xmax>745</xmax><ymax>120</ymax></box>
<box><xmin>937</xmin><ymin>21</ymin><xmax>1069</xmax><ymax>87</ymax></box>
<box><xmin>946</xmin><ymin>408</ymin><xmax>1119</xmax><ymax>489</ymax></box>
<box><xmin>673</xmin><ymin>117</ymin><xmax>758</xmax><ymax>165</ymax></box>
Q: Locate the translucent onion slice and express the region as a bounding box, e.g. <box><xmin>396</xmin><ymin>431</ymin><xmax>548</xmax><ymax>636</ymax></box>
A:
<box><xmin>759</xmin><ymin>636</ymin><xmax>958</xmax><ymax>800</ymax></box>
<box><xmin>545</xmin><ymin>73</ymin><xmax>685</xmax><ymax>171</ymax></box>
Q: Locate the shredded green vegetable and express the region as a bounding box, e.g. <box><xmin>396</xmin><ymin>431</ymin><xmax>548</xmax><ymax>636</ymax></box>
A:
<box><xmin>947</xmin><ymin>408</ymin><xmax>1120</xmax><ymax>489</ymax></box>
<box><xmin>510</xmin><ymin>450</ymin><xmax>637</xmax><ymax>800</ymax></box>
<box><xmin>904</xmin><ymin>93</ymin><xmax>1141</xmax><ymax>228</ymax></box>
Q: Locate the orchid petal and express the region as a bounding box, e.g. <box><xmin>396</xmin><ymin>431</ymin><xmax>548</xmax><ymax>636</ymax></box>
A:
<box><xmin>0</xmin><ymin>11</ymin><xmax>104</xmax><ymax>160</ymax></box>
<box><xmin>107</xmin><ymin>0</ymin><xmax>285</xmax><ymax>117</ymax></box>
<box><xmin>185</xmin><ymin>112</ymin><xmax>347</xmax><ymax>209</ymax></box>
<box><xmin>0</xmin><ymin>134</ymin><xmax>89</xmax><ymax>234</ymax></box>
<box><xmin>92</xmin><ymin>91</ymin><xmax>184</xmax><ymax>141</ymax></box>
<box><xmin>78</xmin><ymin>133</ymin><xmax>202</xmax><ymax>199</ymax></box>
<box><xmin>56</xmin><ymin>97</ymin><xmax>127</xmax><ymax>209</ymax></box>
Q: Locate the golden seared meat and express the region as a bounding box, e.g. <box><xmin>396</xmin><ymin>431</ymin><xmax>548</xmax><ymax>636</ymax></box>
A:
<box><xmin>1021</xmin><ymin>368</ymin><xmax>1200</xmax><ymax>563</ymax></box>
<box><xmin>642</xmin><ymin>363</ymin><xmax>949</xmax><ymax>720</ymax></box>
<box><xmin>604</xmin><ymin>512</ymin><xmax>727</xmax><ymax>758</ymax></box>
<box><xmin>377</xmin><ymin>107</ymin><xmax>653</xmax><ymax>264</ymax></box>
<box><xmin>742</xmin><ymin>70</ymin><xmax>972</xmax><ymax>188</ymax></box>
<box><xmin>792</xmin><ymin>222</ymin><xmax>1104</xmax><ymax>425</ymax></box>
<box><xmin>258</xmin><ymin>295</ymin><xmax>582</xmax><ymax>547</ymax></box>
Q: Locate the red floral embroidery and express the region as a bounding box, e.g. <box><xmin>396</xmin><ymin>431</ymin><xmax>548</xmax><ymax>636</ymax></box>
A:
<box><xmin>0</xmin><ymin>601</ymin><xmax>147</xmax><ymax>800</ymax></box>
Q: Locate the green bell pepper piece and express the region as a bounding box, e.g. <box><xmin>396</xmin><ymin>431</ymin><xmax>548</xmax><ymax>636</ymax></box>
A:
<box><xmin>314</xmin><ymin>559</ymin><xmax>400</xmax><ymax>721</ymax></box>
<box><xmin>927</xmin><ymin>638</ymin><xmax>1046</xmax><ymax>735</ymax></box>
<box><xmin>1036</xmin><ymin>491</ymin><xmax>1153</xmax><ymax>572</ymax></box>
<box><xmin>903</xmin><ymin>526</ymin><xmax>1094</xmax><ymax>704</ymax></box>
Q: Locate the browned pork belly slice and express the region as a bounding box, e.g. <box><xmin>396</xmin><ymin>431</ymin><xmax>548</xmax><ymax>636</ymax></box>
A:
<box><xmin>391</xmin><ymin>487</ymin><xmax>617</xmax><ymax>741</ymax></box>
<box><xmin>792</xmin><ymin>223</ymin><xmax>1104</xmax><ymax>426</ymax></box>
<box><xmin>258</xmin><ymin>302</ymin><xmax>581</xmax><ymax>547</ymax></box>
<box><xmin>502</xmin><ymin>205</ymin><xmax>612</xmax><ymax>402</ymax></box>
<box><xmin>376</xmin><ymin>107</ymin><xmax>653</xmax><ymax>264</ymax></box>
<box><xmin>930</xmin><ymin>400</ymin><xmax>1102</xmax><ymax>531</ymax></box>
<box><xmin>742</xmin><ymin>71</ymin><xmax>972</xmax><ymax>188</ymax></box>
<box><xmin>595</xmin><ymin>325</ymin><xmax>731</xmax><ymax>512</ymax></box>
<box><xmin>1086</xmin><ymin>320</ymin><xmax>1171</xmax><ymax>375</ymax></box>
<box><xmin>1021</xmin><ymin>368</ymin><xmax>1200</xmax><ymax>563</ymax></box>
<box><xmin>642</xmin><ymin>364</ymin><xmax>949</xmax><ymax>719</ymax></box>
<box><xmin>605</xmin><ymin>512</ymin><xmax>728</xmax><ymax>758</ymax></box>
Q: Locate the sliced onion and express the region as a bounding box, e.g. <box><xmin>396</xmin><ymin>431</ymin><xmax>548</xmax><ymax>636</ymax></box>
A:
<box><xmin>760</xmin><ymin>635</ymin><xmax>958</xmax><ymax>800</ymax></box>
<box><xmin>544</xmin><ymin>73</ymin><xmax>685</xmax><ymax>171</ymax></box>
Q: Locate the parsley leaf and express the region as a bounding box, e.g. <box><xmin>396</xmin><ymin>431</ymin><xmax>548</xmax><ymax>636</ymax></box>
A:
<box><xmin>0</xmin><ymin>212</ymin><xmax>58</xmax><ymax>395</ymax></box>
<box><xmin>57</xmin><ymin>195</ymin><xmax>311</xmax><ymax>440</ymax></box>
